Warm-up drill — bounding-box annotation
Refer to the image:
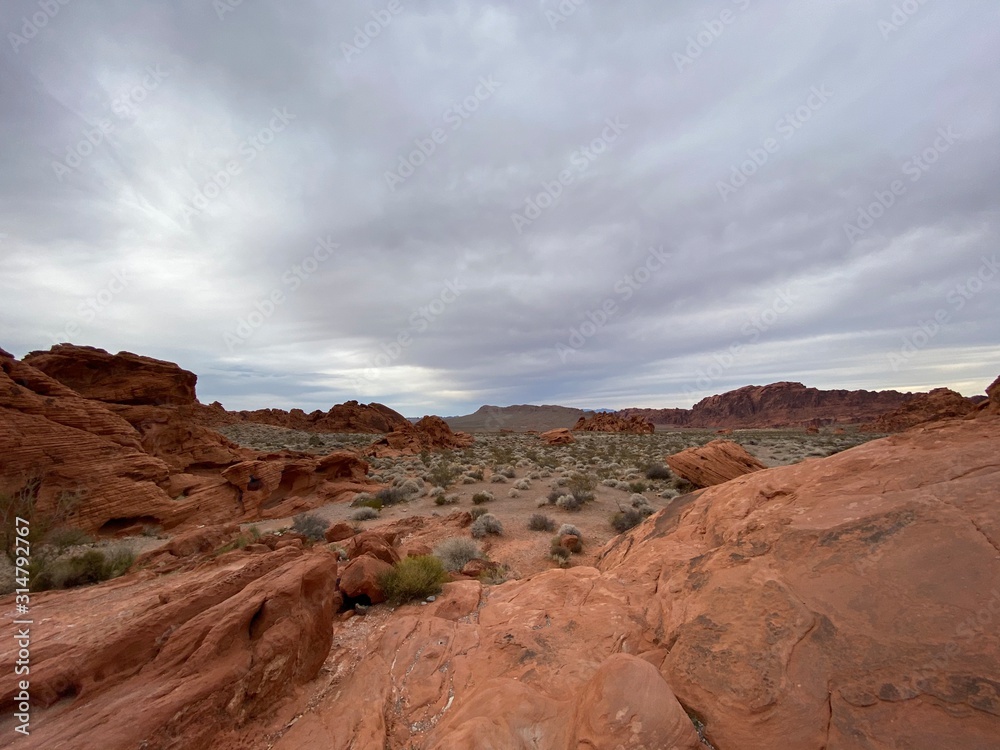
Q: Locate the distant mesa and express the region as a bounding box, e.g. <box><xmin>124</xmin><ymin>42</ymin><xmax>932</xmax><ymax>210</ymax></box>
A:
<box><xmin>444</xmin><ymin>404</ymin><xmax>590</xmax><ymax>433</ymax></box>
<box><xmin>861</xmin><ymin>387</ymin><xmax>981</xmax><ymax>432</ymax></box>
<box><xmin>194</xmin><ymin>398</ymin><xmax>409</xmax><ymax>434</ymax></box>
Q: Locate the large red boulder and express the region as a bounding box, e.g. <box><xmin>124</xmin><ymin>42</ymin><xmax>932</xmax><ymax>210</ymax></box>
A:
<box><xmin>665</xmin><ymin>439</ymin><xmax>766</xmax><ymax>487</ymax></box>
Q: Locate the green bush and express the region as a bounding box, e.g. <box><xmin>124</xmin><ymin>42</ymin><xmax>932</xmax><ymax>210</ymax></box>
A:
<box><xmin>611</xmin><ymin>508</ymin><xmax>645</xmax><ymax>533</ymax></box>
<box><xmin>644</xmin><ymin>464</ymin><xmax>672</xmax><ymax>480</ymax></box>
<box><xmin>434</xmin><ymin>537</ymin><xmax>482</xmax><ymax>572</ymax></box>
<box><xmin>30</xmin><ymin>547</ymin><xmax>135</xmax><ymax>591</ymax></box>
<box><xmin>627</xmin><ymin>480</ymin><xmax>648</xmax><ymax>494</ymax></box>
<box><xmin>350</xmin><ymin>493</ymin><xmax>383</xmax><ymax>510</ymax></box>
<box><xmin>292</xmin><ymin>513</ymin><xmax>327</xmax><ymax>541</ymax></box>
<box><xmin>378</xmin><ymin>555</ymin><xmax>448</xmax><ymax>605</ymax></box>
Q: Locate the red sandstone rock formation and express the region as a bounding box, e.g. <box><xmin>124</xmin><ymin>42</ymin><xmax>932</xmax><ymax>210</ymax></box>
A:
<box><xmin>366</xmin><ymin>415</ymin><xmax>474</xmax><ymax>457</ymax></box>
<box><xmin>665</xmin><ymin>439</ymin><xmax>767</xmax><ymax>487</ymax></box>
<box><xmin>0</xmin><ymin>347</ymin><xmax>374</xmax><ymax>534</ymax></box>
<box><xmin>538</xmin><ymin>427</ymin><xmax>575</xmax><ymax>444</ymax></box>
<box><xmin>572</xmin><ymin>412</ymin><xmax>655</xmax><ymax>434</ymax></box>
<box><xmin>861</xmin><ymin>387</ymin><xmax>978</xmax><ymax>432</ymax></box>
<box><xmin>24</xmin><ymin>344</ymin><xmax>198</xmax><ymax>405</ymax></box>
<box><xmin>193</xmin><ymin>399</ymin><xmax>410</xmax><ymax>434</ymax></box>
<box><xmin>621</xmin><ymin>381</ymin><xmax>916</xmax><ymax>428</ymax></box>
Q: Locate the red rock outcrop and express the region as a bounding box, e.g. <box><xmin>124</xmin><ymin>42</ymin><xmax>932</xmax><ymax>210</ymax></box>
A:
<box><xmin>0</xmin><ymin>347</ymin><xmax>375</xmax><ymax>534</ymax></box>
<box><xmin>366</xmin><ymin>415</ymin><xmax>474</xmax><ymax>457</ymax></box>
<box><xmin>572</xmin><ymin>412</ymin><xmax>655</xmax><ymax>434</ymax></box>
<box><xmin>24</xmin><ymin>344</ymin><xmax>198</xmax><ymax>406</ymax></box>
<box><xmin>0</xmin><ymin>547</ymin><xmax>341</xmax><ymax>749</ymax></box>
<box><xmin>665</xmin><ymin>438</ymin><xmax>767</xmax><ymax>487</ymax></box>
<box><xmin>622</xmin><ymin>381</ymin><xmax>917</xmax><ymax>429</ymax></box>
<box><xmin>983</xmin><ymin>374</ymin><xmax>1000</xmax><ymax>415</ymax></box>
<box><xmin>538</xmin><ymin>427</ymin><xmax>575</xmax><ymax>444</ymax></box>
<box><xmin>861</xmin><ymin>387</ymin><xmax>978</xmax><ymax>432</ymax></box>
<box><xmin>193</xmin><ymin>399</ymin><xmax>410</xmax><ymax>434</ymax></box>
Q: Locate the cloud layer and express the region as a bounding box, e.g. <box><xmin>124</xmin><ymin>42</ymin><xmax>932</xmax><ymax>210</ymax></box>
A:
<box><xmin>2</xmin><ymin>0</ymin><xmax>998</xmax><ymax>415</ymax></box>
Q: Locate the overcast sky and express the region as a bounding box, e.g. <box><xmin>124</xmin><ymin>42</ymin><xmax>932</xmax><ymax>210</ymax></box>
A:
<box><xmin>1</xmin><ymin>1</ymin><xmax>997</xmax><ymax>416</ymax></box>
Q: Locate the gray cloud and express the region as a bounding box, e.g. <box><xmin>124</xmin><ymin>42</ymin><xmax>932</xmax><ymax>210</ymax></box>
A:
<box><xmin>1</xmin><ymin>0</ymin><xmax>997</xmax><ymax>415</ymax></box>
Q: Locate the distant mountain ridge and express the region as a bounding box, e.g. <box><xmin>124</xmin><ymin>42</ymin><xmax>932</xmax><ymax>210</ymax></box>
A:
<box><xmin>444</xmin><ymin>404</ymin><xmax>589</xmax><ymax>432</ymax></box>
<box><xmin>619</xmin><ymin>381</ymin><xmax>920</xmax><ymax>429</ymax></box>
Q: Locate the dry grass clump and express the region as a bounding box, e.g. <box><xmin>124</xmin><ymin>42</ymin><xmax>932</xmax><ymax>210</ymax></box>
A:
<box><xmin>434</xmin><ymin>537</ymin><xmax>482</xmax><ymax>571</ymax></box>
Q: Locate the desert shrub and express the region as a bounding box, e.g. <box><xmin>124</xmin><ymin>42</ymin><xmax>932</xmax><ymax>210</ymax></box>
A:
<box><xmin>600</xmin><ymin>478</ymin><xmax>619</xmax><ymax>488</ymax></box>
<box><xmin>645</xmin><ymin>464</ymin><xmax>673</xmax><ymax>480</ymax></box>
<box><xmin>45</xmin><ymin>527</ymin><xmax>94</xmax><ymax>551</ymax></box>
<box><xmin>549</xmin><ymin>544</ymin><xmax>571</xmax><ymax>566</ymax></box>
<box><xmin>545</xmin><ymin>489</ymin><xmax>562</xmax><ymax>505</ymax></box>
<box><xmin>377</xmin><ymin>486</ymin><xmax>410</xmax><ymax>506</ymax></box>
<box><xmin>557</xmin><ymin>523</ymin><xmax>582</xmax><ymax>538</ymax></box>
<box><xmin>611</xmin><ymin>508</ymin><xmax>645</xmax><ymax>533</ymax></box>
<box><xmin>480</xmin><ymin>563</ymin><xmax>510</xmax><ymax>585</ymax></box>
<box><xmin>507</xmin><ymin>489</ymin><xmax>520</xmax><ymax>498</ymax></box>
<box><xmin>469</xmin><ymin>507</ymin><xmax>488</xmax><ymax>520</ymax></box>
<box><xmin>499</xmin><ymin>466</ymin><xmax>516</xmax><ymax>479</ymax></box>
<box><xmin>350</xmin><ymin>492</ymin><xmax>382</xmax><ymax>510</ymax></box>
<box><xmin>350</xmin><ymin>507</ymin><xmax>379</xmax><ymax>522</ymax></box>
<box><xmin>660</xmin><ymin>488</ymin><xmax>679</xmax><ymax>500</ymax></box>
<box><xmin>489</xmin><ymin>474</ymin><xmax>507</xmax><ymax>484</ymax></box>
<box><xmin>292</xmin><ymin>513</ymin><xmax>328</xmax><ymax>541</ymax></box>
<box><xmin>629</xmin><ymin>493</ymin><xmax>650</xmax><ymax>507</ymax></box>
<box><xmin>466</xmin><ymin>468</ymin><xmax>484</xmax><ymax>481</ymax></box>
<box><xmin>554</xmin><ymin>477</ymin><xmax>569</xmax><ymax>487</ymax></box>
<box><xmin>434</xmin><ymin>494</ymin><xmax>459</xmax><ymax>506</ymax></box>
<box><xmin>527</xmin><ymin>514</ymin><xmax>556</xmax><ymax>532</ymax></box>
<box><xmin>378</xmin><ymin>555</ymin><xmax>448</xmax><ymax>605</ymax></box>
<box><xmin>308</xmin><ymin>434</ymin><xmax>324</xmax><ymax>448</ymax></box>
<box><xmin>567</xmin><ymin>473</ymin><xmax>596</xmax><ymax>496</ymax></box>
<box><xmin>471</xmin><ymin>513</ymin><xmax>503</xmax><ymax>538</ymax></box>
<box><xmin>471</xmin><ymin>491</ymin><xmax>494</xmax><ymax>505</ymax></box>
<box><xmin>434</xmin><ymin>537</ymin><xmax>482</xmax><ymax>571</ymax></box>
<box><xmin>426</xmin><ymin>462</ymin><xmax>458</xmax><ymax>488</ymax></box>
<box><xmin>428</xmin><ymin>485</ymin><xmax>446</xmax><ymax>498</ymax></box>
<box><xmin>627</xmin><ymin>480</ymin><xmax>648</xmax><ymax>494</ymax></box>
<box><xmin>556</xmin><ymin>494</ymin><xmax>582</xmax><ymax>512</ymax></box>
<box><xmin>514</xmin><ymin>478</ymin><xmax>531</xmax><ymax>490</ymax></box>
<box><xmin>31</xmin><ymin>547</ymin><xmax>135</xmax><ymax>592</ymax></box>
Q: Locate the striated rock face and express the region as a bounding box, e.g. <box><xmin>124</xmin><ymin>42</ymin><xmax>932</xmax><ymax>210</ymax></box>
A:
<box><xmin>24</xmin><ymin>344</ymin><xmax>198</xmax><ymax>406</ymax></box>
<box><xmin>193</xmin><ymin>399</ymin><xmax>410</xmax><ymax>434</ymax></box>
<box><xmin>622</xmin><ymin>381</ymin><xmax>917</xmax><ymax>429</ymax></box>
<box><xmin>0</xmin><ymin>347</ymin><xmax>374</xmax><ymax>534</ymax></box>
<box><xmin>573</xmin><ymin>412</ymin><xmax>655</xmax><ymax>434</ymax></box>
<box><xmin>861</xmin><ymin>387</ymin><xmax>979</xmax><ymax>432</ymax></box>
<box><xmin>0</xmin><ymin>547</ymin><xmax>341</xmax><ymax>750</ymax></box>
<box><xmin>665</xmin><ymin>439</ymin><xmax>767</xmax><ymax>487</ymax></box>
<box><xmin>538</xmin><ymin>427</ymin><xmax>575</xmax><ymax>444</ymax></box>
<box><xmin>366</xmin><ymin>415</ymin><xmax>474</xmax><ymax>457</ymax></box>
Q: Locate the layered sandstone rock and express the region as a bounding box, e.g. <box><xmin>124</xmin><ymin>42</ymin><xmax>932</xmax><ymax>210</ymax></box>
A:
<box><xmin>861</xmin><ymin>387</ymin><xmax>978</xmax><ymax>432</ymax></box>
<box><xmin>24</xmin><ymin>344</ymin><xmax>197</xmax><ymax>406</ymax></box>
<box><xmin>0</xmin><ymin>547</ymin><xmax>340</xmax><ymax>750</ymax></box>
<box><xmin>572</xmin><ymin>412</ymin><xmax>655</xmax><ymax>434</ymax></box>
<box><xmin>622</xmin><ymin>381</ymin><xmax>916</xmax><ymax>429</ymax></box>
<box><xmin>665</xmin><ymin>439</ymin><xmax>767</xmax><ymax>487</ymax></box>
<box><xmin>366</xmin><ymin>415</ymin><xmax>474</xmax><ymax>457</ymax></box>
<box><xmin>0</xmin><ymin>347</ymin><xmax>374</xmax><ymax>534</ymax></box>
<box><xmin>538</xmin><ymin>427</ymin><xmax>575</xmax><ymax>444</ymax></box>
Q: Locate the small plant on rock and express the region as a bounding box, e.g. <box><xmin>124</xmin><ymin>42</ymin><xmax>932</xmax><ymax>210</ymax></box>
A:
<box><xmin>378</xmin><ymin>555</ymin><xmax>448</xmax><ymax>605</ymax></box>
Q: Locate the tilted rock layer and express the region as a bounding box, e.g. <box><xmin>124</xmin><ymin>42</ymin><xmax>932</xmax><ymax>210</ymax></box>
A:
<box><xmin>666</xmin><ymin>438</ymin><xmax>767</xmax><ymax>487</ymax></box>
